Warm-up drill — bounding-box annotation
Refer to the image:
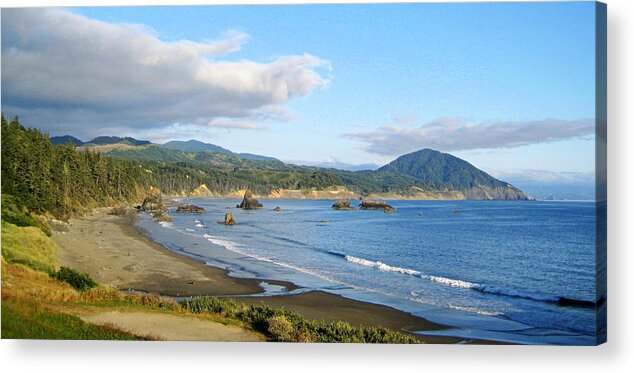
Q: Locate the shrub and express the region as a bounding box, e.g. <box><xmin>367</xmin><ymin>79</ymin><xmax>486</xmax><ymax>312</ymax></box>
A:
<box><xmin>52</xmin><ymin>267</ymin><xmax>97</xmax><ymax>291</ymax></box>
<box><xmin>266</xmin><ymin>315</ymin><xmax>295</xmax><ymax>342</ymax></box>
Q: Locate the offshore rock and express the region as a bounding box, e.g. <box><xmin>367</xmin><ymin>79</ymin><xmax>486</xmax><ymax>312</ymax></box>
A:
<box><xmin>359</xmin><ymin>200</ymin><xmax>396</xmax><ymax>213</ymax></box>
<box><xmin>176</xmin><ymin>204</ymin><xmax>205</xmax><ymax>213</ymax></box>
<box><xmin>237</xmin><ymin>190</ymin><xmax>263</xmax><ymax>209</ymax></box>
<box><xmin>218</xmin><ymin>212</ymin><xmax>236</xmax><ymax>225</ymax></box>
<box><xmin>331</xmin><ymin>200</ymin><xmax>356</xmax><ymax>210</ymax></box>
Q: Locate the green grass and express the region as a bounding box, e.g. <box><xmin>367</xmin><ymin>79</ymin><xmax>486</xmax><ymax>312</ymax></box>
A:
<box><xmin>1</xmin><ymin>299</ymin><xmax>144</xmax><ymax>340</ymax></box>
<box><xmin>1</xmin><ymin>221</ymin><xmax>57</xmax><ymax>273</ymax></box>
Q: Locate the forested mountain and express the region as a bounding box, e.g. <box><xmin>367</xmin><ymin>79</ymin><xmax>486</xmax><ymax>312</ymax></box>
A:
<box><xmin>85</xmin><ymin>136</ymin><xmax>151</xmax><ymax>146</ymax></box>
<box><xmin>50</xmin><ymin>135</ymin><xmax>84</xmax><ymax>146</ymax></box>
<box><xmin>379</xmin><ymin>149</ymin><xmax>505</xmax><ymax>190</ymax></box>
<box><xmin>161</xmin><ymin>139</ymin><xmax>279</xmax><ymax>162</ymax></box>
<box><xmin>378</xmin><ymin>149</ymin><xmax>526</xmax><ymax>200</ymax></box>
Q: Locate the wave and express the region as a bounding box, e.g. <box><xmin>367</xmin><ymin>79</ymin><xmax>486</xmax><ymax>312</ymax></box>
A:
<box><xmin>344</xmin><ymin>255</ymin><xmax>421</xmax><ymax>276</ymax></box>
<box><xmin>422</xmin><ymin>275</ymin><xmax>481</xmax><ymax>289</ymax></box>
<box><xmin>344</xmin><ymin>255</ymin><xmax>595</xmax><ymax>308</ymax></box>
<box><xmin>203</xmin><ymin>235</ymin><xmax>343</xmax><ymax>285</ymax></box>
<box><xmin>195</xmin><ymin>223</ymin><xmax>205</xmax><ymax>228</ymax></box>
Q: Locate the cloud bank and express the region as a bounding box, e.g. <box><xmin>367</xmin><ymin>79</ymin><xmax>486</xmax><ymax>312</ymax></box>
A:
<box><xmin>343</xmin><ymin>117</ymin><xmax>595</xmax><ymax>155</ymax></box>
<box><xmin>1</xmin><ymin>8</ymin><xmax>329</xmax><ymax>138</ymax></box>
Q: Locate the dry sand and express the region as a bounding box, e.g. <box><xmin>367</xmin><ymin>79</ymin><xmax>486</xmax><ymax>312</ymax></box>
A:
<box><xmin>53</xmin><ymin>208</ymin><xmax>470</xmax><ymax>343</ymax></box>
<box><xmin>53</xmin><ymin>208</ymin><xmax>266</xmax><ymax>296</ymax></box>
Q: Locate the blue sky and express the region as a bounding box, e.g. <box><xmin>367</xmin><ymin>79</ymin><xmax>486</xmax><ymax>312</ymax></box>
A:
<box><xmin>1</xmin><ymin>2</ymin><xmax>597</xmax><ymax>180</ymax></box>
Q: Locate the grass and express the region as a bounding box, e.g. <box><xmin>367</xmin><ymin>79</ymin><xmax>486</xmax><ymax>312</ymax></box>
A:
<box><xmin>1</xmin><ymin>298</ymin><xmax>144</xmax><ymax>340</ymax></box>
<box><xmin>1</xmin><ymin>221</ymin><xmax>57</xmax><ymax>273</ymax></box>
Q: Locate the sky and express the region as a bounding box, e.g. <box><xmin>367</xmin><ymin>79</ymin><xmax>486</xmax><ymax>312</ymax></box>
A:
<box><xmin>1</xmin><ymin>2</ymin><xmax>598</xmax><ymax>186</ymax></box>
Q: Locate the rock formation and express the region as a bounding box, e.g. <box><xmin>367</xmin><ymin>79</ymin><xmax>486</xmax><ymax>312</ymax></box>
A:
<box><xmin>176</xmin><ymin>204</ymin><xmax>206</xmax><ymax>213</ymax></box>
<box><xmin>141</xmin><ymin>188</ymin><xmax>165</xmax><ymax>213</ymax></box>
<box><xmin>331</xmin><ymin>200</ymin><xmax>356</xmax><ymax>210</ymax></box>
<box><xmin>237</xmin><ymin>190</ymin><xmax>263</xmax><ymax>209</ymax></box>
<box><xmin>218</xmin><ymin>212</ymin><xmax>236</xmax><ymax>225</ymax></box>
<box><xmin>153</xmin><ymin>212</ymin><xmax>173</xmax><ymax>222</ymax></box>
<box><xmin>359</xmin><ymin>200</ymin><xmax>396</xmax><ymax>213</ymax></box>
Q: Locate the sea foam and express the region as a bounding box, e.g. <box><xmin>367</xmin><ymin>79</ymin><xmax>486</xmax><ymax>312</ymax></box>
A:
<box><xmin>344</xmin><ymin>255</ymin><xmax>421</xmax><ymax>276</ymax></box>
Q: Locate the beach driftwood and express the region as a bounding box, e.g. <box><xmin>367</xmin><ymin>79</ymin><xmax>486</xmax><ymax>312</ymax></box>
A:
<box><xmin>218</xmin><ymin>212</ymin><xmax>236</xmax><ymax>225</ymax></box>
<box><xmin>237</xmin><ymin>190</ymin><xmax>263</xmax><ymax>209</ymax></box>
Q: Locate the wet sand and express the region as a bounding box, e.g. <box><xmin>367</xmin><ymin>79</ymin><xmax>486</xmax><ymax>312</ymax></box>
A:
<box><xmin>52</xmin><ymin>208</ymin><xmax>473</xmax><ymax>344</ymax></box>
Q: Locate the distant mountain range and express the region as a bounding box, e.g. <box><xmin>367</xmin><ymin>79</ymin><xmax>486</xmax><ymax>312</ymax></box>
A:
<box><xmin>48</xmin><ymin>134</ymin><xmax>527</xmax><ymax>200</ymax></box>
<box><xmin>50</xmin><ymin>136</ymin><xmax>278</xmax><ymax>162</ymax></box>
<box><xmin>162</xmin><ymin>140</ymin><xmax>279</xmax><ymax>162</ymax></box>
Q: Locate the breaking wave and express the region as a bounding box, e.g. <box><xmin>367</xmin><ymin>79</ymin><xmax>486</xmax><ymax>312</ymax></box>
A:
<box><xmin>344</xmin><ymin>255</ymin><xmax>421</xmax><ymax>276</ymax></box>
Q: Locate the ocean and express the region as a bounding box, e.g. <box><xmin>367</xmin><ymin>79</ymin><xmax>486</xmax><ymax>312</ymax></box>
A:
<box><xmin>135</xmin><ymin>198</ymin><xmax>602</xmax><ymax>345</ymax></box>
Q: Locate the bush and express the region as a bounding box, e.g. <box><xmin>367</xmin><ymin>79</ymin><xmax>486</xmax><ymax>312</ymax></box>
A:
<box><xmin>180</xmin><ymin>297</ymin><xmax>421</xmax><ymax>344</ymax></box>
<box><xmin>52</xmin><ymin>267</ymin><xmax>97</xmax><ymax>291</ymax></box>
<box><xmin>266</xmin><ymin>315</ymin><xmax>295</xmax><ymax>342</ymax></box>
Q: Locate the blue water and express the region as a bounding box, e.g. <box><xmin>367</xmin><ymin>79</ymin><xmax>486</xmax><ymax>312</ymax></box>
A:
<box><xmin>136</xmin><ymin>199</ymin><xmax>601</xmax><ymax>345</ymax></box>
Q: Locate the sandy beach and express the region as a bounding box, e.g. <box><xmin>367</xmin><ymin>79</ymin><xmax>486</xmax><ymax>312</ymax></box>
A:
<box><xmin>52</xmin><ymin>208</ymin><xmax>466</xmax><ymax>343</ymax></box>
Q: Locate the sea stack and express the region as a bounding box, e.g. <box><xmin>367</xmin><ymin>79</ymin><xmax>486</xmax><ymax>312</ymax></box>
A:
<box><xmin>331</xmin><ymin>200</ymin><xmax>356</xmax><ymax>210</ymax></box>
<box><xmin>359</xmin><ymin>200</ymin><xmax>396</xmax><ymax>213</ymax></box>
<box><xmin>237</xmin><ymin>190</ymin><xmax>263</xmax><ymax>209</ymax></box>
<box><xmin>176</xmin><ymin>204</ymin><xmax>206</xmax><ymax>213</ymax></box>
<box><xmin>218</xmin><ymin>212</ymin><xmax>236</xmax><ymax>225</ymax></box>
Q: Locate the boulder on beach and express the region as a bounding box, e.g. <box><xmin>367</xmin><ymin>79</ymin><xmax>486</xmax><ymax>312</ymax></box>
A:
<box><xmin>359</xmin><ymin>200</ymin><xmax>396</xmax><ymax>213</ymax></box>
<box><xmin>176</xmin><ymin>204</ymin><xmax>206</xmax><ymax>213</ymax></box>
<box><xmin>331</xmin><ymin>200</ymin><xmax>356</xmax><ymax>210</ymax></box>
<box><xmin>217</xmin><ymin>212</ymin><xmax>236</xmax><ymax>225</ymax></box>
<box><xmin>237</xmin><ymin>190</ymin><xmax>263</xmax><ymax>209</ymax></box>
<box><xmin>141</xmin><ymin>188</ymin><xmax>165</xmax><ymax>213</ymax></box>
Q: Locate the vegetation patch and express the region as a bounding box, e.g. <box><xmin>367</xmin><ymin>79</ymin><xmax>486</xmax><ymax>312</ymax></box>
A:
<box><xmin>181</xmin><ymin>297</ymin><xmax>422</xmax><ymax>343</ymax></box>
<box><xmin>1</xmin><ymin>298</ymin><xmax>144</xmax><ymax>340</ymax></box>
<box><xmin>52</xmin><ymin>267</ymin><xmax>98</xmax><ymax>291</ymax></box>
<box><xmin>1</xmin><ymin>221</ymin><xmax>57</xmax><ymax>273</ymax></box>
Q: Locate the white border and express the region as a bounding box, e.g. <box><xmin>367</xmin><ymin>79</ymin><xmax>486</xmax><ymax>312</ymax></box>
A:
<box><xmin>1</xmin><ymin>0</ymin><xmax>633</xmax><ymax>372</ymax></box>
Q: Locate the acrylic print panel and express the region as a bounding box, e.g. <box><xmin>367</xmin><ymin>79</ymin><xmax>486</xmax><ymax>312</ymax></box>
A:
<box><xmin>0</xmin><ymin>1</ymin><xmax>607</xmax><ymax>345</ymax></box>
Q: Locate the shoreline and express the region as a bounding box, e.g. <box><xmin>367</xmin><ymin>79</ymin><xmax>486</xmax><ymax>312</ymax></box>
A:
<box><xmin>52</xmin><ymin>208</ymin><xmax>495</xmax><ymax>344</ymax></box>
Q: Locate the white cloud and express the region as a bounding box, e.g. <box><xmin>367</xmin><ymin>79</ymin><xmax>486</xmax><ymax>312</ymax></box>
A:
<box><xmin>1</xmin><ymin>8</ymin><xmax>329</xmax><ymax>137</ymax></box>
<box><xmin>207</xmin><ymin>118</ymin><xmax>267</xmax><ymax>130</ymax></box>
<box><xmin>343</xmin><ymin>117</ymin><xmax>595</xmax><ymax>155</ymax></box>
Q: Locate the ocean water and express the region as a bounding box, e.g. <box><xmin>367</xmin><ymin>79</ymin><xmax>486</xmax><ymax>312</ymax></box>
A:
<box><xmin>136</xmin><ymin>199</ymin><xmax>602</xmax><ymax>345</ymax></box>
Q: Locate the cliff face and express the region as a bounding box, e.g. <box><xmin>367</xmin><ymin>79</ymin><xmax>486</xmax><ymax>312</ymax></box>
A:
<box><xmin>464</xmin><ymin>184</ymin><xmax>528</xmax><ymax>200</ymax></box>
